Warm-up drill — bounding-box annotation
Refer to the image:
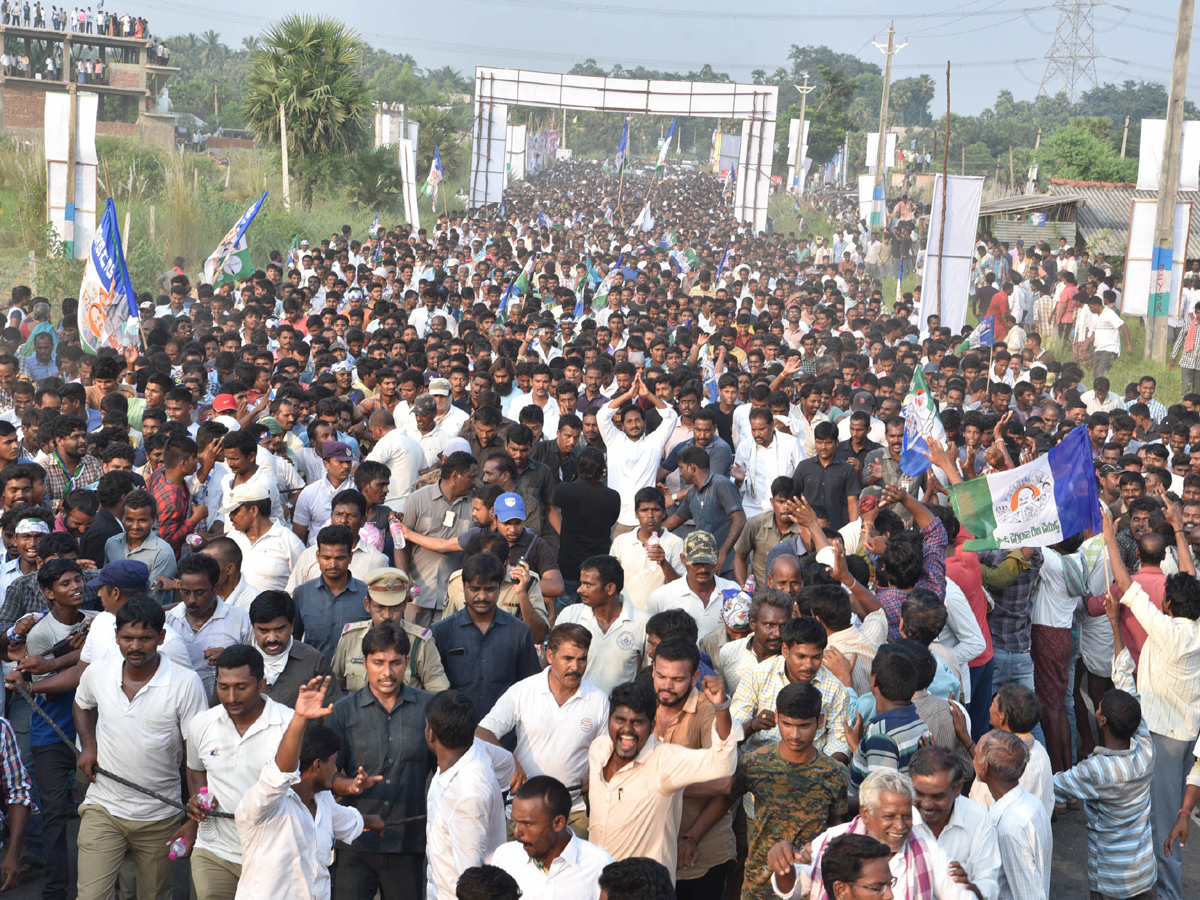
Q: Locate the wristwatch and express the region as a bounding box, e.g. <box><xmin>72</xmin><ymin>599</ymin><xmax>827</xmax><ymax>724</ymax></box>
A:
<box><xmin>711</xmin><ymin>698</ymin><xmax>732</xmax><ymax>711</ymax></box>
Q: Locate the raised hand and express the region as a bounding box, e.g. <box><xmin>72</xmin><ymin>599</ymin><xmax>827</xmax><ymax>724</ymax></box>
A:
<box><xmin>295</xmin><ymin>677</ymin><xmax>335</xmax><ymax>720</ymax></box>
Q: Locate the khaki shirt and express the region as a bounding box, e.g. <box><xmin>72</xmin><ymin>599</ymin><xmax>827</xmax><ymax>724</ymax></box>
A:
<box><xmin>331</xmin><ymin>619</ymin><xmax>450</xmax><ymax>693</ymax></box>
<box><xmin>655</xmin><ymin>689</ymin><xmax>737</xmax><ymax>881</ymax></box>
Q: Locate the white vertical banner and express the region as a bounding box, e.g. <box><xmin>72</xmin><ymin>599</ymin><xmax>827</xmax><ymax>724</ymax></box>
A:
<box><xmin>45</xmin><ymin>91</ymin><xmax>98</xmax><ymax>258</ymax></box>
<box><xmin>1123</xmin><ymin>198</ymin><xmax>1191</xmax><ymax>316</ymax></box>
<box><xmin>397</xmin><ymin>138</ymin><xmax>421</xmax><ymax>233</ymax></box>
<box><xmin>919</xmin><ymin>174</ymin><xmax>986</xmax><ymax>335</ymax></box>
<box><xmin>857</xmin><ymin>174</ymin><xmax>875</xmax><ymax>225</ymax></box>
<box><xmin>787</xmin><ymin>118</ymin><xmax>810</xmax><ymax>190</ymax></box>
<box><xmin>1136</xmin><ymin>119</ymin><xmax>1200</xmax><ymax>192</ymax></box>
<box><xmin>469</xmin><ymin>72</ymin><xmax>507</xmax><ymax>208</ymax></box>
<box><xmin>866</xmin><ymin>132</ymin><xmax>899</xmax><ymax>173</ymax></box>
<box><xmin>733</xmin><ymin>114</ymin><xmax>773</xmax><ymax>233</ymax></box>
<box><xmin>505</xmin><ymin>124</ymin><xmax>527</xmax><ymax>181</ymax></box>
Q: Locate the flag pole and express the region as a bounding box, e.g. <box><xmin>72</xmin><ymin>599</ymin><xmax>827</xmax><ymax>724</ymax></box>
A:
<box><xmin>616</xmin><ymin>117</ymin><xmax>628</xmax><ymax>220</ymax></box>
<box><xmin>937</xmin><ymin>61</ymin><xmax>950</xmax><ymax>320</ymax></box>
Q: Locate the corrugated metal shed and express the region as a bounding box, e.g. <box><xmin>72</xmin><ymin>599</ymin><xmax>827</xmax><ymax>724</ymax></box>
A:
<box><xmin>978</xmin><ymin>192</ymin><xmax>1085</xmax><ymax>247</ymax></box>
<box><xmin>1046</xmin><ymin>179</ymin><xmax>1200</xmax><ymax>258</ymax></box>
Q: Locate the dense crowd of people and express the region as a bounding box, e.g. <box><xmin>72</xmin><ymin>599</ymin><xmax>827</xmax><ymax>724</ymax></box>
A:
<box><xmin>0</xmin><ymin>157</ymin><xmax>1188</xmax><ymax>900</ymax></box>
<box><xmin>0</xmin><ymin>3</ymin><xmax>149</xmax><ymax>38</ymax></box>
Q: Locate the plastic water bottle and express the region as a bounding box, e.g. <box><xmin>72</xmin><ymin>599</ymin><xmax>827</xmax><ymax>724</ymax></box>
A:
<box><xmin>646</xmin><ymin>532</ymin><xmax>660</xmax><ymax>549</ymax></box>
<box><xmin>389</xmin><ymin>520</ymin><xmax>406</xmax><ymax>550</ymax></box>
<box><xmin>167</xmin><ymin>838</ymin><xmax>188</xmax><ymax>860</ymax></box>
<box><xmin>185</xmin><ymin>534</ymin><xmax>204</xmax><ymax>550</ymax></box>
<box><xmin>195</xmin><ymin>787</ymin><xmax>213</xmax><ymax>811</ymax></box>
<box><xmin>744</xmin><ymin>574</ymin><xmax>756</xmax><ymax>593</ymax></box>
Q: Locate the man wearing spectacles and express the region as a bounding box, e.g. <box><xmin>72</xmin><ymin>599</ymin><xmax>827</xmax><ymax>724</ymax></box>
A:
<box><xmin>767</xmin><ymin>769</ymin><xmax>971</xmax><ymax>900</ymax></box>
<box><xmin>821</xmin><ymin>834</ymin><xmax>895</xmax><ymax>900</ymax></box>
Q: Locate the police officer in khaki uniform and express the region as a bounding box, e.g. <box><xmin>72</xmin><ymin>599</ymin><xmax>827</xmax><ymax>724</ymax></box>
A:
<box><xmin>332</xmin><ymin>567</ymin><xmax>450</xmax><ymax>692</ymax></box>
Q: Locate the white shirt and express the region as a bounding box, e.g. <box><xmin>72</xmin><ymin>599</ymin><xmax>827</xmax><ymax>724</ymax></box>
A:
<box><xmin>186</xmin><ymin>697</ymin><xmax>293</xmax><ymax>863</ymax></box>
<box><xmin>415</xmin><ymin>424</ymin><xmax>452</xmax><ymax>468</ymax></box>
<box><xmin>436</xmin><ymin>403</ymin><xmax>470</xmax><ymax>439</ymax></box>
<box><xmin>365</xmin><ymin>427</ymin><xmax>424</xmax><ymax>505</ymax></box>
<box><xmin>1121</xmin><ymin>581</ymin><xmax>1200</xmax><ymax>740</ymax></box>
<box><xmin>218</xmin><ymin>467</ymin><xmax>286</xmax><ymax>526</ymax></box>
<box><xmin>221</xmin><ymin>576</ymin><xmax>258</xmax><ymax>613</ymax></box>
<box><xmin>165</xmin><ymin>599</ymin><xmax>254</xmax><ymax>695</ymax></box>
<box><xmin>970</xmin><ymin>735</ymin><xmax>1055</xmax><ymax>818</ymax></box>
<box><xmin>938</xmin><ymin>579</ymin><xmax>986</xmax><ymax>705</ymax></box>
<box><xmin>79</xmin><ymin>610</ymin><xmax>192</xmax><ymax>670</ymax></box>
<box><xmin>987</xmin><ymin>787</ymin><xmax>1052</xmax><ymax>900</ymax></box>
<box><xmin>489</xmin><ymin>832</ymin><xmax>614</xmax><ymax>900</ymax></box>
<box><xmin>512</xmin><ymin>393</ymin><xmax>560</xmax><ymax>437</ymax></box>
<box><xmin>733</xmin><ymin>434</ymin><xmax>803</xmax><ymax>518</ymax></box>
<box><xmin>610</xmin><ymin>527</ymin><xmax>686</xmax><ymax>611</ymax></box>
<box><xmin>234</xmin><ymin>759</ymin><xmax>363</xmax><ymax>900</ymax></box>
<box><xmin>596</xmin><ymin>402</ymin><xmax>679</xmax><ymax>526</ymax></box>
<box><xmin>913</xmin><ymin>797</ymin><xmax>1003</xmax><ymax>900</ymax></box>
<box><xmin>285</xmin><ymin>539</ymin><xmax>389</xmax><ymax>593</ymax></box>
<box><xmin>556</xmin><ymin>601</ymin><xmax>647</xmax><ymax>693</ymax></box>
<box><xmin>230</xmin><ymin>520</ymin><xmax>307</xmax><ymax>594</ymax></box>
<box><xmin>75</xmin><ymin>654</ymin><xmax>208</xmax><ymax>821</ymax></box>
<box><xmin>645</xmin><ymin>576</ymin><xmax>740</xmax><ymax>638</ymax></box>
<box><xmin>479</xmin><ymin>669</ymin><xmax>610</xmax><ymax>814</ymax></box>
<box><xmin>1093</xmin><ymin>307</ymin><xmax>1124</xmax><ymax>354</ymax></box>
<box><xmin>426</xmin><ymin>740</ymin><xmax>511</xmax><ymax>900</ymax></box>
<box><xmin>293</xmin><ymin>474</ymin><xmax>355</xmax><ymax>545</ymax></box>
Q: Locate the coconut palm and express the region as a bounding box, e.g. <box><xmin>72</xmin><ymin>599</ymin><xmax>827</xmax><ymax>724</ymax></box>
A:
<box><xmin>198</xmin><ymin>30</ymin><xmax>225</xmax><ymax>67</ymax></box>
<box><xmin>242</xmin><ymin>14</ymin><xmax>368</xmax><ymax>206</ymax></box>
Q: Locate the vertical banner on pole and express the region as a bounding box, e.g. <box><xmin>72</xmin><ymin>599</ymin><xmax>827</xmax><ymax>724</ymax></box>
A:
<box><xmin>919</xmin><ymin>174</ymin><xmax>986</xmax><ymax>334</ymax></box>
<box><xmin>397</xmin><ymin>138</ymin><xmax>421</xmax><ymax>233</ymax></box>
<box><xmin>1124</xmin><ymin>198</ymin><xmax>1191</xmax><ymax>316</ymax></box>
<box><xmin>45</xmin><ymin>91</ymin><xmax>98</xmax><ymax>259</ymax></box>
<box><xmin>857</xmin><ymin>174</ymin><xmax>875</xmax><ymax>226</ymax></box>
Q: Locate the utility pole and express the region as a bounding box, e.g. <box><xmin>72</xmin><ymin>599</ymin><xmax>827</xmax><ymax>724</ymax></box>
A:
<box><xmin>1147</xmin><ymin>0</ymin><xmax>1195</xmax><ymax>357</ymax></box>
<box><xmin>792</xmin><ymin>71</ymin><xmax>816</xmax><ymax>195</ymax></box>
<box><xmin>871</xmin><ymin>23</ymin><xmax>906</xmax><ymax>227</ymax></box>
<box><xmin>65</xmin><ymin>83</ymin><xmax>77</xmax><ymax>258</ymax></box>
<box><xmin>279</xmin><ymin>102</ymin><xmax>291</xmax><ymax>211</ymax></box>
<box><xmin>1121</xmin><ymin>114</ymin><xmax>1130</xmax><ymax>157</ymax></box>
<box><xmin>1009</xmin><ymin>145</ymin><xmax>1015</xmax><ymax>188</ymax></box>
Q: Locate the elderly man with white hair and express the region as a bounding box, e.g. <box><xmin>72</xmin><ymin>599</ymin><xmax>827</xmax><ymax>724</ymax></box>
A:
<box><xmin>768</xmin><ymin>769</ymin><xmax>972</xmax><ymax>900</ymax></box>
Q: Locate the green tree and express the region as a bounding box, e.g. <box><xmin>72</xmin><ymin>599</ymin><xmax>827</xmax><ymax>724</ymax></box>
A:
<box><xmin>242</xmin><ymin>14</ymin><xmax>369</xmax><ymax>206</ymax></box>
<box><xmin>198</xmin><ymin>31</ymin><xmax>225</xmax><ymax>68</ymax></box>
<box><xmin>411</xmin><ymin>106</ymin><xmax>468</xmax><ymax>183</ymax></box>
<box><xmin>345</xmin><ymin>146</ymin><xmax>406</xmax><ymax>211</ymax></box>
<box><xmin>1034</xmin><ymin>124</ymin><xmax>1138</xmax><ymax>183</ymax></box>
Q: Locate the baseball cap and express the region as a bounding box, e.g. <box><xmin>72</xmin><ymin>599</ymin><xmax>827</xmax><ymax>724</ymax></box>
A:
<box><xmin>684</xmin><ymin>531</ymin><xmax>718</xmax><ymax>566</ymax></box>
<box><xmin>212</xmin><ymin>394</ymin><xmax>238</xmax><ymax>413</ymax></box>
<box><xmin>323</xmin><ymin>441</ymin><xmax>354</xmax><ymax>463</ymax></box>
<box><xmin>429</xmin><ymin>378</ymin><xmax>451</xmax><ymax>397</ymax></box>
<box><xmin>92</xmin><ymin>559</ymin><xmax>151</xmax><ymax>591</ymax></box>
<box><xmin>851</xmin><ymin>390</ymin><xmax>876</xmax><ymax>414</ymax></box>
<box><xmin>219</xmin><ymin>482</ymin><xmax>269</xmax><ymax>515</ymax></box>
<box><xmin>1099</xmin><ymin>463</ymin><xmax>1122</xmax><ymax>475</ymax></box>
<box><xmin>259</xmin><ymin>416</ymin><xmax>283</xmax><ymax>436</ymax></box>
<box><xmin>413</xmin><ymin>394</ymin><xmax>437</xmax><ymax>415</ymax></box>
<box><xmin>365</xmin><ymin>568</ymin><xmax>412</xmax><ymax>607</ymax></box>
<box><xmin>494</xmin><ymin>492</ymin><xmax>527</xmax><ymax>522</ymax></box>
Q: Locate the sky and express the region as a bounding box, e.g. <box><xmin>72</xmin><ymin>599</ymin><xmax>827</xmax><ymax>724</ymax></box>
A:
<box><xmin>140</xmin><ymin>0</ymin><xmax>1197</xmax><ymax>115</ymax></box>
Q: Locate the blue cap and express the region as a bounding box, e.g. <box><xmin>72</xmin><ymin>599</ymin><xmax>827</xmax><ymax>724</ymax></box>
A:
<box><xmin>92</xmin><ymin>559</ymin><xmax>150</xmax><ymax>591</ymax></box>
<box><xmin>493</xmin><ymin>492</ymin><xmax>527</xmax><ymax>522</ymax></box>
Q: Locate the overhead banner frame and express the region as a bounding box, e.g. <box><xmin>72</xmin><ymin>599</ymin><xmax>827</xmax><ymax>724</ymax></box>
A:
<box><xmin>470</xmin><ymin>67</ymin><xmax>778</xmax><ymax>232</ymax></box>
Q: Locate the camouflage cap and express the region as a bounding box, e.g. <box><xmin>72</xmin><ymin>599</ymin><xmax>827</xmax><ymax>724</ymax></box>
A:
<box><xmin>683</xmin><ymin>530</ymin><xmax>718</xmax><ymax>565</ymax></box>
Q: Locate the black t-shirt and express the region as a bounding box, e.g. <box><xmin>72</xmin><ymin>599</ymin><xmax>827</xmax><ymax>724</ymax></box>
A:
<box><xmin>551</xmin><ymin>479</ymin><xmax>621</xmax><ymax>579</ymax></box>
<box><xmin>792</xmin><ymin>457</ymin><xmax>862</xmax><ymax>531</ymax></box>
<box><xmin>703</xmin><ymin>402</ymin><xmax>735</xmax><ymax>446</ymax></box>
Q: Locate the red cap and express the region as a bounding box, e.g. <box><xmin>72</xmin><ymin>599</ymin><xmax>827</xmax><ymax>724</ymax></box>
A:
<box><xmin>212</xmin><ymin>394</ymin><xmax>238</xmax><ymax>413</ymax></box>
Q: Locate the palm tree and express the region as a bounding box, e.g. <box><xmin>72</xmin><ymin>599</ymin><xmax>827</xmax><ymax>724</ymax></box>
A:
<box><xmin>198</xmin><ymin>30</ymin><xmax>225</xmax><ymax>67</ymax></box>
<box><xmin>346</xmin><ymin>147</ymin><xmax>405</xmax><ymax>211</ymax></box>
<box><xmin>241</xmin><ymin>35</ymin><xmax>258</xmax><ymax>53</ymax></box>
<box><xmin>242</xmin><ymin>14</ymin><xmax>368</xmax><ymax>206</ymax></box>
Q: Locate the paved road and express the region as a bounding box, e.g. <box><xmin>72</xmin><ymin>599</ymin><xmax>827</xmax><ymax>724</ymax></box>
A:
<box><xmin>5</xmin><ymin>806</ymin><xmax>1198</xmax><ymax>899</ymax></box>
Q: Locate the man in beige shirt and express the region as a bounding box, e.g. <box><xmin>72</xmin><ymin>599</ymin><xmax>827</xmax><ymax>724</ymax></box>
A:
<box><xmin>587</xmin><ymin>675</ymin><xmax>740</xmax><ymax>884</ymax></box>
<box><xmin>651</xmin><ymin>637</ymin><xmax>737</xmax><ymax>898</ymax></box>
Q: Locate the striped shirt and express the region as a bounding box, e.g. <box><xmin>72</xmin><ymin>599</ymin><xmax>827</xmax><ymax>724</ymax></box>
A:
<box><xmin>849</xmin><ymin>704</ymin><xmax>929</xmax><ymax>797</ymax></box>
<box><xmin>1172</xmin><ymin>314</ymin><xmax>1200</xmax><ymax>371</ymax></box>
<box><xmin>1052</xmin><ymin>648</ymin><xmax>1155</xmax><ymax>897</ymax></box>
<box><xmin>1125</xmin><ymin>397</ymin><xmax>1167</xmax><ymax>424</ymax></box>
<box><xmin>1121</xmin><ymin>581</ymin><xmax>1200</xmax><ymax>740</ymax></box>
<box><xmin>730</xmin><ymin>656</ymin><xmax>855</xmax><ymax>757</ymax></box>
